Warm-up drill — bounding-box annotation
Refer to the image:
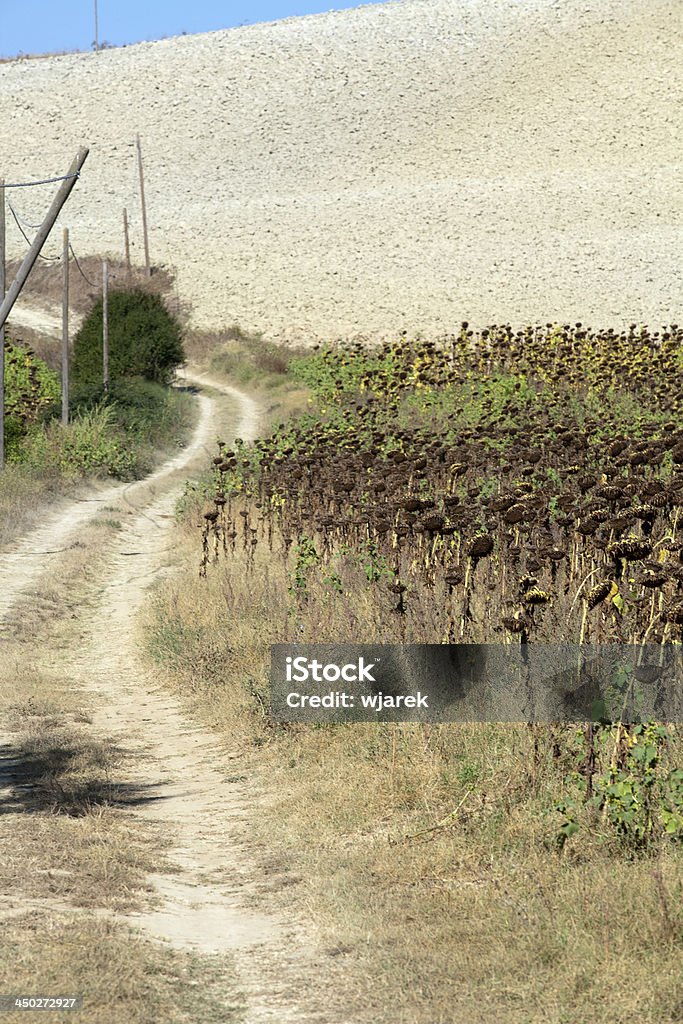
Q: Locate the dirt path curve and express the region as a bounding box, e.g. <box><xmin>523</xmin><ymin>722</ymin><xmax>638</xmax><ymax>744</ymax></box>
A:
<box><xmin>0</xmin><ymin>384</ymin><xmax>212</xmax><ymax>623</ymax></box>
<box><xmin>1</xmin><ymin>331</ymin><xmax>341</xmax><ymax>1021</ymax></box>
<box><xmin>7</xmin><ymin>302</ymin><xmax>70</xmax><ymax>337</ymax></box>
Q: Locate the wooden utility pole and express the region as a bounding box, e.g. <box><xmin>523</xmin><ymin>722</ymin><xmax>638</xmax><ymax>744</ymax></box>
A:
<box><xmin>123</xmin><ymin>207</ymin><xmax>131</xmax><ymax>277</ymax></box>
<box><xmin>0</xmin><ymin>179</ymin><xmax>5</xmax><ymax>470</ymax></box>
<box><xmin>102</xmin><ymin>260</ymin><xmax>109</xmax><ymax>392</ymax></box>
<box><xmin>135</xmin><ymin>134</ymin><xmax>151</xmax><ymax>278</ymax></box>
<box><xmin>94</xmin><ymin>0</ymin><xmax>99</xmax><ymax>51</ymax></box>
<box><xmin>62</xmin><ymin>228</ymin><xmax>69</xmax><ymax>425</ymax></box>
<box><xmin>0</xmin><ymin>148</ymin><xmax>89</xmax><ymax>331</ymax></box>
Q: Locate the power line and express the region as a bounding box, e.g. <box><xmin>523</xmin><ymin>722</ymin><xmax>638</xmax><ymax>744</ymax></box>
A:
<box><xmin>1</xmin><ymin>172</ymin><xmax>81</xmax><ymax>190</ymax></box>
<box><xmin>5</xmin><ymin>201</ymin><xmax>100</xmax><ymax>281</ymax></box>
<box><xmin>6</xmin><ymin>201</ymin><xmax>43</xmax><ymax>232</ymax></box>
<box><xmin>7</xmin><ymin>197</ymin><xmax>108</xmax><ymax>285</ymax></box>
<box><xmin>7</xmin><ymin>201</ymin><xmax>61</xmax><ymax>262</ymax></box>
<box><xmin>69</xmin><ymin>243</ymin><xmax>98</xmax><ymax>287</ymax></box>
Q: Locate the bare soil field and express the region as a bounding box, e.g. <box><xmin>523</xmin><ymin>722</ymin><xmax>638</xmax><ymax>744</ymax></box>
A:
<box><xmin>1</xmin><ymin>0</ymin><xmax>680</xmax><ymax>343</ymax></box>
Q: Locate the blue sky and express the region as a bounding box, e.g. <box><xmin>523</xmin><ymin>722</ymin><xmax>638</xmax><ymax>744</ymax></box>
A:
<box><xmin>0</xmin><ymin>1</ymin><xmax>384</xmax><ymax>58</ymax></box>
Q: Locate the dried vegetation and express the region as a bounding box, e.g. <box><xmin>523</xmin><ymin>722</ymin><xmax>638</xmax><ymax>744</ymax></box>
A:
<box><xmin>147</xmin><ymin>320</ymin><xmax>683</xmax><ymax>1023</ymax></box>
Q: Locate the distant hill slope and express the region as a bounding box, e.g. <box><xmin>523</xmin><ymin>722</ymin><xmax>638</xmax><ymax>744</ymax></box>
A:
<box><xmin>2</xmin><ymin>0</ymin><xmax>681</xmax><ymax>342</ymax></box>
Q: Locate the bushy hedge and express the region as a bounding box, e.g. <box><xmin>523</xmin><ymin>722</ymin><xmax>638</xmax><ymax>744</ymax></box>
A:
<box><xmin>18</xmin><ymin>380</ymin><xmax>193</xmax><ymax>480</ymax></box>
<box><xmin>72</xmin><ymin>288</ymin><xmax>185</xmax><ymax>387</ymax></box>
<box><xmin>2</xmin><ymin>338</ymin><xmax>60</xmax><ymax>458</ymax></box>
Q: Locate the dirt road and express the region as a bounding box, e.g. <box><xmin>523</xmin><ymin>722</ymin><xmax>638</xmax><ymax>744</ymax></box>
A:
<box><xmin>0</xmin><ymin>349</ymin><xmax>341</xmax><ymax>1021</ymax></box>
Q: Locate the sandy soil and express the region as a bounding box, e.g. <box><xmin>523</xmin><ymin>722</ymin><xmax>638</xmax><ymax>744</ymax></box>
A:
<box><xmin>1</xmin><ymin>0</ymin><xmax>680</xmax><ymax>343</ymax></box>
<box><xmin>0</xmin><ymin>362</ymin><xmax>349</xmax><ymax>1022</ymax></box>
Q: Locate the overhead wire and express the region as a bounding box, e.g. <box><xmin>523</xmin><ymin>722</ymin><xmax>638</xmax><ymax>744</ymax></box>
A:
<box><xmin>7</xmin><ymin>200</ymin><xmax>61</xmax><ymax>262</ymax></box>
<box><xmin>1</xmin><ymin>172</ymin><xmax>81</xmax><ymax>189</ymax></box>
<box><xmin>6</xmin><ymin>202</ymin><xmax>42</xmax><ymax>231</ymax></box>
<box><xmin>5</xmin><ymin>196</ymin><xmax>99</xmax><ymax>283</ymax></box>
<box><xmin>68</xmin><ymin>243</ymin><xmax>99</xmax><ymax>288</ymax></box>
<box><xmin>4</xmin><ymin>154</ymin><xmax>144</xmax><ymax>290</ymax></box>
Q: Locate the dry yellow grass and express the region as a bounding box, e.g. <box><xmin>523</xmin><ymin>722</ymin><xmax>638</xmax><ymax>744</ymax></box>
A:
<box><xmin>0</xmin><ymin>913</ymin><xmax>244</xmax><ymax>1024</ymax></box>
<box><xmin>182</xmin><ymin>326</ymin><xmax>311</xmax><ymax>422</ymax></box>
<box><xmin>0</xmin><ymin>513</ymin><xmax>244</xmax><ymax>1024</ymax></box>
<box><xmin>0</xmin><ymin>463</ymin><xmax>68</xmax><ymax>550</ymax></box>
<box><xmin>144</xmin><ymin>506</ymin><xmax>683</xmax><ymax>1024</ymax></box>
<box><xmin>0</xmin><ymin>610</ymin><xmax>167</xmax><ymax>907</ymax></box>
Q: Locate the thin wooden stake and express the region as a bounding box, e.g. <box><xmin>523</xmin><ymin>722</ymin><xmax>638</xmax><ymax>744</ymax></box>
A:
<box><xmin>135</xmin><ymin>134</ymin><xmax>151</xmax><ymax>278</ymax></box>
<box><xmin>0</xmin><ymin>179</ymin><xmax>5</xmax><ymax>470</ymax></box>
<box><xmin>62</xmin><ymin>227</ymin><xmax>69</xmax><ymax>424</ymax></box>
<box><xmin>102</xmin><ymin>259</ymin><xmax>109</xmax><ymax>392</ymax></box>
<box><xmin>123</xmin><ymin>207</ymin><xmax>131</xmax><ymax>277</ymax></box>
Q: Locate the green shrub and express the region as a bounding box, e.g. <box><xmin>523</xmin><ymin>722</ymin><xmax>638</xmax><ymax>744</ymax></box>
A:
<box><xmin>15</xmin><ymin>383</ymin><xmax>194</xmax><ymax>481</ymax></box>
<box><xmin>72</xmin><ymin>378</ymin><xmax>176</xmax><ymax>433</ymax></box>
<box><xmin>2</xmin><ymin>338</ymin><xmax>60</xmax><ymax>458</ymax></box>
<box><xmin>72</xmin><ymin>288</ymin><xmax>185</xmax><ymax>387</ymax></box>
<box><xmin>19</xmin><ymin>405</ymin><xmax>137</xmax><ymax>480</ymax></box>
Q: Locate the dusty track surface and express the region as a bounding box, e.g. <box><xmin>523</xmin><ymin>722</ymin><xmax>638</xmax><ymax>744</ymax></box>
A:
<box><xmin>2</xmin><ymin>0</ymin><xmax>681</xmax><ymax>341</ymax></box>
<box><xmin>0</xmin><ymin>367</ymin><xmax>345</xmax><ymax>1022</ymax></box>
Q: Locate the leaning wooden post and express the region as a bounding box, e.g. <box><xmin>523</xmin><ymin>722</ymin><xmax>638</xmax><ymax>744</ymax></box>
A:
<box><xmin>102</xmin><ymin>260</ymin><xmax>109</xmax><ymax>392</ymax></box>
<box><xmin>0</xmin><ymin>179</ymin><xmax>5</xmax><ymax>470</ymax></box>
<box><xmin>0</xmin><ymin>148</ymin><xmax>89</xmax><ymax>331</ymax></box>
<box><xmin>135</xmin><ymin>134</ymin><xmax>151</xmax><ymax>278</ymax></box>
<box><xmin>61</xmin><ymin>227</ymin><xmax>69</xmax><ymax>424</ymax></box>
<box><xmin>123</xmin><ymin>207</ymin><xmax>131</xmax><ymax>277</ymax></box>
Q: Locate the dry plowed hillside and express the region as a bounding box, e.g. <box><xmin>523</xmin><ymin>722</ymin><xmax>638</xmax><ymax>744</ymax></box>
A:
<box><xmin>2</xmin><ymin>0</ymin><xmax>681</xmax><ymax>342</ymax></box>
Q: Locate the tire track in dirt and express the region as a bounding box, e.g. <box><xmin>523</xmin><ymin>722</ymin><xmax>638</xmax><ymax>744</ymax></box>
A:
<box><xmin>1</xmin><ymin>330</ymin><xmax>344</xmax><ymax>1021</ymax></box>
<box><xmin>0</xmin><ymin>392</ymin><xmax>210</xmax><ymax>625</ymax></box>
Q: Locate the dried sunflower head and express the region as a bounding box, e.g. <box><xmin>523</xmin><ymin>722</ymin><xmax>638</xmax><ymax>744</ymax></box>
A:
<box><xmin>607</xmin><ymin>538</ymin><xmax>652</xmax><ymax>561</ymax></box>
<box><xmin>542</xmin><ymin>547</ymin><xmax>567</xmax><ymax>561</ymax></box>
<box><xmin>421</xmin><ymin>513</ymin><xmax>445</xmax><ymax>532</ymax></box>
<box><xmin>519</xmin><ymin>573</ymin><xmax>538</xmax><ymax>591</ymax></box>
<box><xmin>503</xmin><ymin>504</ymin><xmax>527</xmax><ymax>524</ymax></box>
<box><xmin>586</xmin><ymin>581</ymin><xmax>613</xmax><ymax>609</ymax></box>
<box><xmin>502</xmin><ymin>614</ymin><xmax>528</xmax><ymax>633</ymax></box>
<box><xmin>468</xmin><ymin>535</ymin><xmax>494</xmax><ymax>558</ymax></box>
<box><xmin>444</xmin><ymin>565</ymin><xmax>465</xmax><ymax>587</ymax></box>
<box><xmin>634</xmin><ymin>570</ymin><xmax>667</xmax><ymax>589</ymax></box>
